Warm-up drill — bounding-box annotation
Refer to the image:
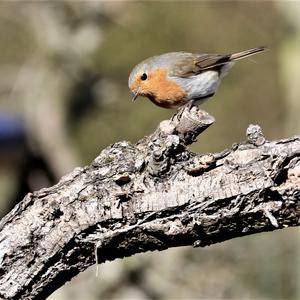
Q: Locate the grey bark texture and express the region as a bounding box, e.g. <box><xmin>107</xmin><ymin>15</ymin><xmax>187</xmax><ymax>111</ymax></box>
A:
<box><xmin>0</xmin><ymin>106</ymin><xmax>299</xmax><ymax>300</ymax></box>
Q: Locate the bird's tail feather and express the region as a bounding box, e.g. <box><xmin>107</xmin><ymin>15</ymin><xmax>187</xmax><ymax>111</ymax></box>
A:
<box><xmin>230</xmin><ymin>46</ymin><xmax>267</xmax><ymax>61</ymax></box>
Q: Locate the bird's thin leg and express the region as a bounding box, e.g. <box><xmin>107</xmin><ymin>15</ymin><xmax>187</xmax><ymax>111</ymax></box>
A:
<box><xmin>186</xmin><ymin>100</ymin><xmax>195</xmax><ymax>111</ymax></box>
<box><xmin>173</xmin><ymin>100</ymin><xmax>195</xmax><ymax>121</ymax></box>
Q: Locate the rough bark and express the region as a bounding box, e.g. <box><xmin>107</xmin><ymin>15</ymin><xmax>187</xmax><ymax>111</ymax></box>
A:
<box><xmin>0</xmin><ymin>106</ymin><xmax>299</xmax><ymax>300</ymax></box>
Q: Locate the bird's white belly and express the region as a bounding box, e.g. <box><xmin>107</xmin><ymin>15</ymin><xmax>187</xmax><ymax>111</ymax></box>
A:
<box><xmin>178</xmin><ymin>71</ymin><xmax>220</xmax><ymax>100</ymax></box>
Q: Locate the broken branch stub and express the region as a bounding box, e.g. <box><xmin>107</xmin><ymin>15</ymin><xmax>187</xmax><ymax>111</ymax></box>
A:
<box><xmin>156</xmin><ymin>106</ymin><xmax>215</xmax><ymax>145</ymax></box>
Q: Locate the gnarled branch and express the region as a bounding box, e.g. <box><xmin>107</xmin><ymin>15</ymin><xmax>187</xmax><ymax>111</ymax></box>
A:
<box><xmin>0</xmin><ymin>106</ymin><xmax>299</xmax><ymax>300</ymax></box>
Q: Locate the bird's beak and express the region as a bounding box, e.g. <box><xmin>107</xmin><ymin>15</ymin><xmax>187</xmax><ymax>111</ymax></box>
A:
<box><xmin>131</xmin><ymin>89</ymin><xmax>139</xmax><ymax>102</ymax></box>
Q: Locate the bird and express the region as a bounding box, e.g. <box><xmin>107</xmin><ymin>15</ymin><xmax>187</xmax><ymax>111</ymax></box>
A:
<box><xmin>128</xmin><ymin>46</ymin><xmax>267</xmax><ymax>109</ymax></box>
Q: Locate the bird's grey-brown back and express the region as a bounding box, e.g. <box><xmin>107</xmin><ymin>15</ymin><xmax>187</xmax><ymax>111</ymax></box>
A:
<box><xmin>128</xmin><ymin>52</ymin><xmax>196</xmax><ymax>87</ymax></box>
<box><xmin>129</xmin><ymin>47</ymin><xmax>266</xmax><ymax>83</ymax></box>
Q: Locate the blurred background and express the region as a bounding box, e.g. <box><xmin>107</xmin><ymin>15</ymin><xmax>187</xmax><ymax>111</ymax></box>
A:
<box><xmin>0</xmin><ymin>1</ymin><xmax>299</xmax><ymax>299</ymax></box>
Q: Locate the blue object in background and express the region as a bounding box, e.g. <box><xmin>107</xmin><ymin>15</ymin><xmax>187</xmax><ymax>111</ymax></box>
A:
<box><xmin>0</xmin><ymin>113</ymin><xmax>26</xmax><ymax>148</ymax></box>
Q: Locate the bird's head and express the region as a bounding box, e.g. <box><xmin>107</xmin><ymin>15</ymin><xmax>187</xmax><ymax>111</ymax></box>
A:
<box><xmin>128</xmin><ymin>53</ymin><xmax>188</xmax><ymax>108</ymax></box>
<box><xmin>128</xmin><ymin>60</ymin><xmax>157</xmax><ymax>102</ymax></box>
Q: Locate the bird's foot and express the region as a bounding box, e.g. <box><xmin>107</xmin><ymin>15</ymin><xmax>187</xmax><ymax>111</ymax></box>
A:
<box><xmin>185</xmin><ymin>101</ymin><xmax>195</xmax><ymax>111</ymax></box>
<box><xmin>172</xmin><ymin>101</ymin><xmax>195</xmax><ymax>122</ymax></box>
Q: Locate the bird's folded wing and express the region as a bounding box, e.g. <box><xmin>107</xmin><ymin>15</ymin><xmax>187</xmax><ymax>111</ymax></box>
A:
<box><xmin>170</xmin><ymin>54</ymin><xmax>231</xmax><ymax>78</ymax></box>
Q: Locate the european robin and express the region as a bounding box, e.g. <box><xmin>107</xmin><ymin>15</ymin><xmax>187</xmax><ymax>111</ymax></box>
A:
<box><xmin>128</xmin><ymin>46</ymin><xmax>267</xmax><ymax>109</ymax></box>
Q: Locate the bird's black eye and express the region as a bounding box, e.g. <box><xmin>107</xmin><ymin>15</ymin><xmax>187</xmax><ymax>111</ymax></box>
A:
<box><xmin>140</xmin><ymin>73</ymin><xmax>147</xmax><ymax>81</ymax></box>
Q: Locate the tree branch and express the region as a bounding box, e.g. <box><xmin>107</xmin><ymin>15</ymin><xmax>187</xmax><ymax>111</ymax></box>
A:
<box><xmin>0</xmin><ymin>106</ymin><xmax>299</xmax><ymax>300</ymax></box>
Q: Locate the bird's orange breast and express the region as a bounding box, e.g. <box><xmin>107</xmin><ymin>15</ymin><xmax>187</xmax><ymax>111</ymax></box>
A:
<box><xmin>133</xmin><ymin>69</ymin><xmax>188</xmax><ymax>108</ymax></box>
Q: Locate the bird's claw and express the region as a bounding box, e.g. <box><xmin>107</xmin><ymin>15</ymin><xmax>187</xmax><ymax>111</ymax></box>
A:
<box><xmin>173</xmin><ymin>101</ymin><xmax>195</xmax><ymax>121</ymax></box>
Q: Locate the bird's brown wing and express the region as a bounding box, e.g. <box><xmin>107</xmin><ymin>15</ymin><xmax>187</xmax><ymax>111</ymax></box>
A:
<box><xmin>194</xmin><ymin>54</ymin><xmax>231</xmax><ymax>71</ymax></box>
<box><xmin>171</xmin><ymin>47</ymin><xmax>266</xmax><ymax>78</ymax></box>
<box><xmin>172</xmin><ymin>54</ymin><xmax>231</xmax><ymax>78</ymax></box>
